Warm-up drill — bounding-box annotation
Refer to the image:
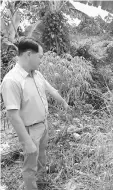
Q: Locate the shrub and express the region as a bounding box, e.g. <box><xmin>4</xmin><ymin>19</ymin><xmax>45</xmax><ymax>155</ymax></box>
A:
<box><xmin>105</xmin><ymin>42</ymin><xmax>113</xmax><ymax>63</ymax></box>
<box><xmin>39</xmin><ymin>52</ymin><xmax>94</xmax><ymax>108</ymax></box>
<box><xmin>70</xmin><ymin>45</ymin><xmax>78</xmax><ymax>57</ymax></box>
<box><xmin>77</xmin><ymin>16</ymin><xmax>102</xmax><ymax>36</ymax></box>
<box><xmin>39</xmin><ymin>52</ymin><xmax>113</xmax><ymax>114</ymax></box>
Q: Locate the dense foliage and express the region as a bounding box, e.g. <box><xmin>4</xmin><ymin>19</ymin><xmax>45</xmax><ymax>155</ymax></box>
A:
<box><xmin>42</xmin><ymin>12</ymin><xmax>70</xmax><ymax>54</ymax></box>
<box><xmin>77</xmin><ymin>15</ymin><xmax>113</xmax><ymax>36</ymax></box>
<box><xmin>1</xmin><ymin>48</ymin><xmax>17</xmax><ymax>82</ymax></box>
<box><xmin>38</xmin><ymin>51</ymin><xmax>113</xmax><ymax>114</ymax></box>
<box><xmin>39</xmin><ymin>52</ymin><xmax>93</xmax><ymax>100</ymax></box>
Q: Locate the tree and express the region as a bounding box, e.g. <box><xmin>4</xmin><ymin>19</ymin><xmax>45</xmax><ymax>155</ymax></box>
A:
<box><xmin>41</xmin><ymin>0</ymin><xmax>70</xmax><ymax>54</ymax></box>
<box><xmin>24</xmin><ymin>0</ymin><xmax>70</xmax><ymax>55</ymax></box>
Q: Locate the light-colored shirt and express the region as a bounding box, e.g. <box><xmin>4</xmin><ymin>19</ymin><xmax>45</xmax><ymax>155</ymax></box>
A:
<box><xmin>1</xmin><ymin>63</ymin><xmax>50</xmax><ymax>126</ymax></box>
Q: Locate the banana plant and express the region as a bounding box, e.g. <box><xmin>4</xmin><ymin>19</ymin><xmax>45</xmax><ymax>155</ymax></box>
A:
<box><xmin>48</xmin><ymin>0</ymin><xmax>66</xmax><ymax>13</ymax></box>
<box><xmin>1</xmin><ymin>0</ymin><xmax>21</xmax><ymax>42</ymax></box>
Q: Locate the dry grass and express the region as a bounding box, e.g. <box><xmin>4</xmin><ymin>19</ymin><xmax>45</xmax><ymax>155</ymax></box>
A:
<box><xmin>46</xmin><ymin>110</ymin><xmax>113</xmax><ymax>190</ymax></box>
<box><xmin>1</xmin><ymin>107</ymin><xmax>113</xmax><ymax>190</ymax></box>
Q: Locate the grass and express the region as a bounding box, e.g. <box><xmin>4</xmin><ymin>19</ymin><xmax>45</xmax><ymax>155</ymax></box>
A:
<box><xmin>1</xmin><ymin>107</ymin><xmax>113</xmax><ymax>190</ymax></box>
<box><xmin>47</xmin><ymin>109</ymin><xmax>113</xmax><ymax>190</ymax></box>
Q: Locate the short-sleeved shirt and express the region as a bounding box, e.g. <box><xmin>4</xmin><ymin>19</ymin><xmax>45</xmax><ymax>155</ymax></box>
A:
<box><xmin>1</xmin><ymin>63</ymin><xmax>49</xmax><ymax>126</ymax></box>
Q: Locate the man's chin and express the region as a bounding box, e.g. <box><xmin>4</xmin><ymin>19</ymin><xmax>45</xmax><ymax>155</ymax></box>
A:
<box><xmin>35</xmin><ymin>65</ymin><xmax>40</xmax><ymax>70</ymax></box>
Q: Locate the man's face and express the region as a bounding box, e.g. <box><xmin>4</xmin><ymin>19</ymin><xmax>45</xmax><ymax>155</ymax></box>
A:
<box><xmin>29</xmin><ymin>45</ymin><xmax>43</xmax><ymax>70</ymax></box>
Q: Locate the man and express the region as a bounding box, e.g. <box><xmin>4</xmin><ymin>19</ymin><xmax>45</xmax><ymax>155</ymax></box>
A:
<box><xmin>1</xmin><ymin>38</ymin><xmax>69</xmax><ymax>190</ymax></box>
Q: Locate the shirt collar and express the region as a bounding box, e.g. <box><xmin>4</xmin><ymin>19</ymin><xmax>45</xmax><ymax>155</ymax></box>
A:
<box><xmin>15</xmin><ymin>63</ymin><xmax>37</xmax><ymax>78</ymax></box>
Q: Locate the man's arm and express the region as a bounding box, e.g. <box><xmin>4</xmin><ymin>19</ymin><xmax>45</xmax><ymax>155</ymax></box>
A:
<box><xmin>1</xmin><ymin>79</ymin><xmax>37</xmax><ymax>154</ymax></box>
<box><xmin>7</xmin><ymin>110</ymin><xmax>37</xmax><ymax>154</ymax></box>
<box><xmin>44</xmin><ymin>80</ymin><xmax>69</xmax><ymax>109</ymax></box>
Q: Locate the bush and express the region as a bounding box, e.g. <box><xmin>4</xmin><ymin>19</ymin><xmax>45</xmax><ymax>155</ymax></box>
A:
<box><xmin>77</xmin><ymin>16</ymin><xmax>102</xmax><ymax>36</ymax></box>
<box><xmin>105</xmin><ymin>42</ymin><xmax>113</xmax><ymax>63</ymax></box>
<box><xmin>70</xmin><ymin>45</ymin><xmax>78</xmax><ymax>57</ymax></box>
<box><xmin>39</xmin><ymin>52</ymin><xmax>113</xmax><ymax>114</ymax></box>
<box><xmin>76</xmin><ymin>15</ymin><xmax>113</xmax><ymax>36</ymax></box>
<box><xmin>39</xmin><ymin>52</ymin><xmax>94</xmax><ymax>107</ymax></box>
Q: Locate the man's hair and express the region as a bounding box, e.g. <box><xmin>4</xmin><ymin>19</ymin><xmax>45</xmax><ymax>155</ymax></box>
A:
<box><xmin>18</xmin><ymin>37</ymin><xmax>40</xmax><ymax>56</ymax></box>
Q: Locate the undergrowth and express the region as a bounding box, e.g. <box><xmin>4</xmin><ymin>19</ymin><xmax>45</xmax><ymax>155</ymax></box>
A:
<box><xmin>39</xmin><ymin>51</ymin><xmax>113</xmax><ymax>115</ymax></box>
<box><xmin>1</xmin><ymin>108</ymin><xmax>113</xmax><ymax>190</ymax></box>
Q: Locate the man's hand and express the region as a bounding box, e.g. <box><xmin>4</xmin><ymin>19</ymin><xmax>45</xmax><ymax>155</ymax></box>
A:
<box><xmin>44</xmin><ymin>80</ymin><xmax>71</xmax><ymax>112</ymax></box>
<box><xmin>7</xmin><ymin>110</ymin><xmax>37</xmax><ymax>154</ymax></box>
<box><xmin>63</xmin><ymin>100</ymin><xmax>69</xmax><ymax>111</ymax></box>
<box><xmin>23</xmin><ymin>139</ymin><xmax>37</xmax><ymax>154</ymax></box>
<box><xmin>63</xmin><ymin>100</ymin><xmax>73</xmax><ymax>113</ymax></box>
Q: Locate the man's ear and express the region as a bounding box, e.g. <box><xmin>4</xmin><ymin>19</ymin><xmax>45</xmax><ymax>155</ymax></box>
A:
<box><xmin>27</xmin><ymin>51</ymin><xmax>31</xmax><ymax>57</ymax></box>
<box><xmin>24</xmin><ymin>51</ymin><xmax>31</xmax><ymax>59</ymax></box>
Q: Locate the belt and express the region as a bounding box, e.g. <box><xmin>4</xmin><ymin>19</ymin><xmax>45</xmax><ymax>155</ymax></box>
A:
<box><xmin>26</xmin><ymin>120</ymin><xmax>45</xmax><ymax>128</ymax></box>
